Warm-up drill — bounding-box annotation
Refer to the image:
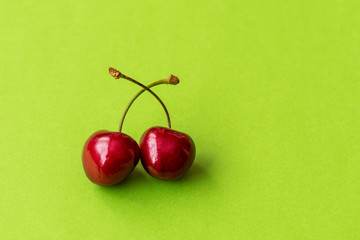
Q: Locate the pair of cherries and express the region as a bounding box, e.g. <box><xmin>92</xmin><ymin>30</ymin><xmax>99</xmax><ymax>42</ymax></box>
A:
<box><xmin>82</xmin><ymin>68</ymin><xmax>196</xmax><ymax>186</ymax></box>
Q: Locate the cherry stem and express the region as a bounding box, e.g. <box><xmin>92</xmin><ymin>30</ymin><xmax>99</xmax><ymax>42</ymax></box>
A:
<box><xmin>119</xmin><ymin>79</ymin><xmax>168</xmax><ymax>132</ymax></box>
<box><xmin>109</xmin><ymin>67</ymin><xmax>179</xmax><ymax>132</ymax></box>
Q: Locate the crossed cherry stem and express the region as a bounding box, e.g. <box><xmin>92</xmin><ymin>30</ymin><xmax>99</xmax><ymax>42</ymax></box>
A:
<box><xmin>108</xmin><ymin>67</ymin><xmax>179</xmax><ymax>132</ymax></box>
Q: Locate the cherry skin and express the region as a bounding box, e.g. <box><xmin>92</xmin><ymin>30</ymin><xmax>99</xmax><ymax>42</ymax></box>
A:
<box><xmin>140</xmin><ymin>127</ymin><xmax>196</xmax><ymax>180</ymax></box>
<box><xmin>82</xmin><ymin>130</ymin><xmax>140</xmax><ymax>186</ymax></box>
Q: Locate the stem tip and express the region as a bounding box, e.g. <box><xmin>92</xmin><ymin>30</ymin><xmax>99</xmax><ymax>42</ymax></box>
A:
<box><xmin>109</xmin><ymin>67</ymin><xmax>122</xmax><ymax>79</ymax></box>
<box><xmin>168</xmin><ymin>75</ymin><xmax>179</xmax><ymax>85</ymax></box>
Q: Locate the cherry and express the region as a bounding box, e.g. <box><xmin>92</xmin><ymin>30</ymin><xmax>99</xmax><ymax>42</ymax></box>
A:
<box><xmin>140</xmin><ymin>127</ymin><xmax>195</xmax><ymax>180</ymax></box>
<box><xmin>82</xmin><ymin>68</ymin><xmax>177</xmax><ymax>186</ymax></box>
<box><xmin>82</xmin><ymin>131</ymin><xmax>139</xmax><ymax>186</ymax></box>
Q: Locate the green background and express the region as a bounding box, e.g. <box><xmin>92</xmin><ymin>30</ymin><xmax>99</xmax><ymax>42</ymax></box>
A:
<box><xmin>1</xmin><ymin>0</ymin><xmax>359</xmax><ymax>239</ymax></box>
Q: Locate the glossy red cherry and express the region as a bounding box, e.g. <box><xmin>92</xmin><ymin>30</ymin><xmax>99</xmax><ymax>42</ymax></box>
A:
<box><xmin>140</xmin><ymin>127</ymin><xmax>196</xmax><ymax>180</ymax></box>
<box><xmin>82</xmin><ymin>130</ymin><xmax>140</xmax><ymax>186</ymax></box>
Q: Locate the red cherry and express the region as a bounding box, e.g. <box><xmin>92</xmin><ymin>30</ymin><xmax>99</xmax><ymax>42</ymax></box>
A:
<box><xmin>140</xmin><ymin>127</ymin><xmax>196</xmax><ymax>180</ymax></box>
<box><xmin>82</xmin><ymin>131</ymin><xmax>140</xmax><ymax>186</ymax></box>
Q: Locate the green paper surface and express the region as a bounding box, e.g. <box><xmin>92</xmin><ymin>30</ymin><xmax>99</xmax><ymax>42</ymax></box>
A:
<box><xmin>1</xmin><ymin>1</ymin><xmax>359</xmax><ymax>239</ymax></box>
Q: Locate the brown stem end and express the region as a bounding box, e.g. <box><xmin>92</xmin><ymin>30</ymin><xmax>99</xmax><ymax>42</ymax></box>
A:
<box><xmin>109</xmin><ymin>67</ymin><xmax>124</xmax><ymax>79</ymax></box>
<box><xmin>167</xmin><ymin>74</ymin><xmax>179</xmax><ymax>85</ymax></box>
